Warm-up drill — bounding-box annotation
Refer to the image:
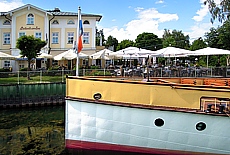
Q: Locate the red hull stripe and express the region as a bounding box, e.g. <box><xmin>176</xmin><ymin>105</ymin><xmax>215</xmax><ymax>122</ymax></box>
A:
<box><xmin>65</xmin><ymin>139</ymin><xmax>214</xmax><ymax>155</ymax></box>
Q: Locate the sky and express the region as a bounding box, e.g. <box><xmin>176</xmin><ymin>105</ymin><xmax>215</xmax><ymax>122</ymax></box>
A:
<box><xmin>0</xmin><ymin>0</ymin><xmax>222</xmax><ymax>43</ymax></box>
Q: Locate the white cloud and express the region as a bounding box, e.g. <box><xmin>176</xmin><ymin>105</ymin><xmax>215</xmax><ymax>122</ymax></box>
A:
<box><xmin>155</xmin><ymin>0</ymin><xmax>164</xmax><ymax>4</ymax></box>
<box><xmin>186</xmin><ymin>22</ymin><xmax>212</xmax><ymax>41</ymax></box>
<box><xmin>189</xmin><ymin>0</ymin><xmax>220</xmax><ymax>42</ymax></box>
<box><xmin>0</xmin><ymin>0</ymin><xmax>24</xmax><ymax>12</ymax></box>
<box><xmin>138</xmin><ymin>8</ymin><xmax>178</xmax><ymax>23</ymax></box>
<box><xmin>134</xmin><ymin>7</ymin><xmax>144</xmax><ymax>12</ymax></box>
<box><xmin>102</xmin><ymin>8</ymin><xmax>178</xmax><ymax>42</ymax></box>
<box><xmin>192</xmin><ymin>0</ymin><xmax>209</xmax><ymax>22</ymax></box>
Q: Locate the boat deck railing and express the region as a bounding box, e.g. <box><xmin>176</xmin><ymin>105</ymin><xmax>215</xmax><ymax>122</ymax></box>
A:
<box><xmin>201</xmin><ymin>97</ymin><xmax>230</xmax><ymax>114</ymax></box>
<box><xmin>1</xmin><ymin>66</ymin><xmax>230</xmax><ymax>84</ymax></box>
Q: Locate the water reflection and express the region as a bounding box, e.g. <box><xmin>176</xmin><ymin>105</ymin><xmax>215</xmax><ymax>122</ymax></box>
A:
<box><xmin>0</xmin><ymin>106</ymin><xmax>65</xmax><ymax>155</ymax></box>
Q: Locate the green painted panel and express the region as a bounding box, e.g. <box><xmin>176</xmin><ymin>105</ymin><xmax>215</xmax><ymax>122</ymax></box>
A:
<box><xmin>0</xmin><ymin>83</ymin><xmax>66</xmax><ymax>100</ymax></box>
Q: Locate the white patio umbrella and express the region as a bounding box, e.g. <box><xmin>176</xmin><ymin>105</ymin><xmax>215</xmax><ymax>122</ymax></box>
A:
<box><xmin>191</xmin><ymin>47</ymin><xmax>230</xmax><ymax>55</ymax></box>
<box><xmin>107</xmin><ymin>51</ymin><xmax>124</xmax><ymax>59</ymax></box>
<box><xmin>90</xmin><ymin>49</ymin><xmax>113</xmax><ymax>59</ymax></box>
<box><xmin>0</xmin><ymin>52</ymin><xmax>15</xmax><ymax>60</ymax></box>
<box><xmin>186</xmin><ymin>47</ymin><xmax>230</xmax><ymax>67</ymax></box>
<box><xmin>108</xmin><ymin>47</ymin><xmax>144</xmax><ymax>59</ymax></box>
<box><xmin>54</xmin><ymin>49</ymin><xmax>88</xmax><ymax>60</ymax></box>
<box><xmin>116</xmin><ymin>47</ymin><xmax>140</xmax><ymax>54</ymax></box>
<box><xmin>155</xmin><ymin>47</ymin><xmax>190</xmax><ymax>57</ymax></box>
<box><xmin>122</xmin><ymin>53</ymin><xmax>142</xmax><ymax>59</ymax></box>
<box><xmin>54</xmin><ymin>49</ymin><xmax>88</xmax><ymax>69</ymax></box>
<box><xmin>37</xmin><ymin>53</ymin><xmax>53</xmax><ymax>58</ymax></box>
<box><xmin>123</xmin><ymin>47</ymin><xmax>157</xmax><ymax>55</ymax></box>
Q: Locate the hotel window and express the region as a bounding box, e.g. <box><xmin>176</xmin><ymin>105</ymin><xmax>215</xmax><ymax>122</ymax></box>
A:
<box><xmin>83</xmin><ymin>32</ymin><xmax>89</xmax><ymax>44</ymax></box>
<box><xmin>19</xmin><ymin>64</ymin><xmax>24</xmax><ymax>69</ymax></box>
<box><xmin>52</xmin><ymin>60</ymin><xmax>58</xmax><ymax>66</ymax></box>
<box><xmin>52</xmin><ymin>20</ymin><xmax>59</xmax><ymax>24</ymax></box>
<box><xmin>19</xmin><ymin>32</ymin><xmax>26</xmax><ymax>38</ymax></box>
<box><xmin>52</xmin><ymin>32</ymin><xmax>59</xmax><ymax>44</ymax></box>
<box><xmin>67</xmin><ymin>32</ymin><xmax>74</xmax><ymax>44</ymax></box>
<box><xmin>83</xmin><ymin>59</ymin><xmax>88</xmax><ymax>66</ymax></box>
<box><xmin>3</xmin><ymin>32</ymin><xmax>10</xmax><ymax>44</ymax></box>
<box><xmin>3</xmin><ymin>20</ymin><xmax>11</xmax><ymax>25</ymax></box>
<box><xmin>83</xmin><ymin>20</ymin><xmax>90</xmax><ymax>24</ymax></box>
<box><xmin>27</xmin><ymin>13</ymin><xmax>34</xmax><ymax>25</ymax></box>
<box><xmin>67</xmin><ymin>20</ymin><xmax>75</xmax><ymax>24</ymax></box>
<box><xmin>4</xmin><ymin>61</ymin><xmax>10</xmax><ymax>67</ymax></box>
<box><xmin>35</xmin><ymin>32</ymin><xmax>42</xmax><ymax>39</ymax></box>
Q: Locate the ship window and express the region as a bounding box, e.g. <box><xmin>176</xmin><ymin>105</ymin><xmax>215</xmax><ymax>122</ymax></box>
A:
<box><xmin>196</xmin><ymin>122</ymin><xmax>206</xmax><ymax>131</ymax></box>
<box><xmin>154</xmin><ymin>118</ymin><xmax>164</xmax><ymax>127</ymax></box>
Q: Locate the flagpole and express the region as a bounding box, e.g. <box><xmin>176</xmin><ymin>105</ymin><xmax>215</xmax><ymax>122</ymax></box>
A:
<box><xmin>75</xmin><ymin>7</ymin><xmax>81</xmax><ymax>76</ymax></box>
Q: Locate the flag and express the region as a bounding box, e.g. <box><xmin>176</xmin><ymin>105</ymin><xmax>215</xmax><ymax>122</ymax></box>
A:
<box><xmin>77</xmin><ymin>7</ymin><xmax>83</xmax><ymax>53</ymax></box>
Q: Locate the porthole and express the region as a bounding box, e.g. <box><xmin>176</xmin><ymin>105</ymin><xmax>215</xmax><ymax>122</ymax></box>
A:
<box><xmin>154</xmin><ymin>118</ymin><xmax>164</xmax><ymax>127</ymax></box>
<box><xmin>196</xmin><ymin>122</ymin><xmax>206</xmax><ymax>131</ymax></box>
<box><xmin>93</xmin><ymin>93</ymin><xmax>102</xmax><ymax>100</ymax></box>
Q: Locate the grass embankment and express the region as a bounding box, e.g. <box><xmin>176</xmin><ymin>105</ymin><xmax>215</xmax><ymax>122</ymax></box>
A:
<box><xmin>0</xmin><ymin>76</ymin><xmax>65</xmax><ymax>84</ymax></box>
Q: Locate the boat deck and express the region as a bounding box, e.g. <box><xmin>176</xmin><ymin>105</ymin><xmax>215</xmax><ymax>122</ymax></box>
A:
<box><xmin>66</xmin><ymin>76</ymin><xmax>230</xmax><ymax>117</ymax></box>
<box><xmin>100</xmin><ymin>77</ymin><xmax>230</xmax><ymax>86</ymax></box>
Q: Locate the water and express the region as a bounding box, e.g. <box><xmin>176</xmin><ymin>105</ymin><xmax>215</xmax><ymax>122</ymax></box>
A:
<box><xmin>0</xmin><ymin>106</ymin><xmax>150</xmax><ymax>155</ymax></box>
<box><xmin>0</xmin><ymin>106</ymin><xmax>65</xmax><ymax>155</ymax></box>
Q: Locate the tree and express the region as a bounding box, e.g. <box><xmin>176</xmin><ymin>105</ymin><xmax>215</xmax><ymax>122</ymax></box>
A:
<box><xmin>95</xmin><ymin>28</ymin><xmax>105</xmax><ymax>46</ymax></box>
<box><xmin>204</xmin><ymin>0</ymin><xmax>230</xmax><ymax>23</ymax></box>
<box><xmin>204</xmin><ymin>27</ymin><xmax>220</xmax><ymax>48</ymax></box>
<box><xmin>16</xmin><ymin>35</ymin><xmax>46</xmax><ymax>79</ymax></box>
<box><xmin>135</xmin><ymin>32</ymin><xmax>162</xmax><ymax>51</ymax></box>
<box><xmin>105</xmin><ymin>35</ymin><xmax>118</xmax><ymax>51</ymax></box>
<box><xmin>116</xmin><ymin>39</ymin><xmax>135</xmax><ymax>51</ymax></box>
<box><xmin>217</xmin><ymin>20</ymin><xmax>230</xmax><ymax>50</ymax></box>
<box><xmin>204</xmin><ymin>22</ymin><xmax>230</xmax><ymax>66</ymax></box>
<box><xmin>162</xmin><ymin>36</ymin><xmax>176</xmax><ymax>48</ymax></box>
<box><xmin>189</xmin><ymin>38</ymin><xmax>207</xmax><ymax>67</ymax></box>
<box><xmin>162</xmin><ymin>29</ymin><xmax>190</xmax><ymax>49</ymax></box>
<box><xmin>190</xmin><ymin>37</ymin><xmax>207</xmax><ymax>51</ymax></box>
<box><xmin>205</xmin><ymin>21</ymin><xmax>230</xmax><ymax>50</ymax></box>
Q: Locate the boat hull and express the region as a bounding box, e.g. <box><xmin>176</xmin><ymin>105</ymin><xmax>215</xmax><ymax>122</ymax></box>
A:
<box><xmin>65</xmin><ymin>99</ymin><xmax>230</xmax><ymax>155</ymax></box>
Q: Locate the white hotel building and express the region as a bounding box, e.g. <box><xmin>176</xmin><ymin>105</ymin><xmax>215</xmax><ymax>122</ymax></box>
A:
<box><xmin>0</xmin><ymin>4</ymin><xmax>102</xmax><ymax>71</ymax></box>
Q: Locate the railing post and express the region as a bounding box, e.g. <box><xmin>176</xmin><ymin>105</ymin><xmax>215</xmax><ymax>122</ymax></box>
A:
<box><xmin>161</xmin><ymin>68</ymin><xmax>162</xmax><ymax>77</ymax></box>
<box><xmin>62</xmin><ymin>69</ymin><xmax>64</xmax><ymax>82</ymax></box>
<box><xmin>18</xmin><ymin>71</ymin><xmax>20</xmax><ymax>84</ymax></box>
<box><xmin>40</xmin><ymin>70</ymin><xmax>42</xmax><ymax>83</ymax></box>
<box><xmin>211</xmin><ymin>67</ymin><xmax>212</xmax><ymax>77</ymax></box>
<box><xmin>195</xmin><ymin>68</ymin><xmax>196</xmax><ymax>77</ymax></box>
<box><xmin>83</xmin><ymin>69</ymin><xmax>85</xmax><ymax>76</ymax></box>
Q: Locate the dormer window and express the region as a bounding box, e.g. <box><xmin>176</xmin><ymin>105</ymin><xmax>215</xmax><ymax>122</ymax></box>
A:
<box><xmin>52</xmin><ymin>20</ymin><xmax>59</xmax><ymax>24</ymax></box>
<box><xmin>83</xmin><ymin>20</ymin><xmax>90</xmax><ymax>24</ymax></box>
<box><xmin>3</xmin><ymin>20</ymin><xmax>11</xmax><ymax>25</ymax></box>
<box><xmin>67</xmin><ymin>20</ymin><xmax>75</xmax><ymax>24</ymax></box>
<box><xmin>27</xmin><ymin>13</ymin><xmax>34</xmax><ymax>25</ymax></box>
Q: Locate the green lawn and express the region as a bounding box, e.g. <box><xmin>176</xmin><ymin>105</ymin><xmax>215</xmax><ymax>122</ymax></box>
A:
<box><xmin>0</xmin><ymin>75</ymin><xmax>65</xmax><ymax>84</ymax></box>
<box><xmin>0</xmin><ymin>69</ymin><xmax>112</xmax><ymax>84</ymax></box>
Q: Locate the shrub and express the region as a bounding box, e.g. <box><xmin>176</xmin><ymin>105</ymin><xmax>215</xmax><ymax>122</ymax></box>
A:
<box><xmin>0</xmin><ymin>68</ymin><xmax>11</xmax><ymax>72</ymax></box>
<box><xmin>48</xmin><ymin>65</ymin><xmax>61</xmax><ymax>70</ymax></box>
<box><xmin>20</xmin><ymin>68</ymin><xmax>29</xmax><ymax>71</ymax></box>
<box><xmin>88</xmin><ymin>70</ymin><xmax>111</xmax><ymax>76</ymax></box>
<box><xmin>90</xmin><ymin>65</ymin><xmax>100</xmax><ymax>69</ymax></box>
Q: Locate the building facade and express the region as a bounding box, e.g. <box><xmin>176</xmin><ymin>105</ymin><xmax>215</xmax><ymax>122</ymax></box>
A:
<box><xmin>0</xmin><ymin>4</ymin><xmax>102</xmax><ymax>71</ymax></box>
